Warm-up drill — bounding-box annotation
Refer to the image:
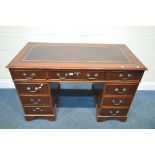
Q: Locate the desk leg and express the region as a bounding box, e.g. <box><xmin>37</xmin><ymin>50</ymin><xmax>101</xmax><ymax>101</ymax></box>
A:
<box><xmin>117</xmin><ymin>117</ymin><xmax>127</xmax><ymax>122</ymax></box>
<box><xmin>24</xmin><ymin>115</ymin><xmax>56</xmax><ymax>121</ymax></box>
<box><xmin>25</xmin><ymin>116</ymin><xmax>33</xmax><ymax>121</ymax></box>
<box><xmin>97</xmin><ymin>116</ymin><xmax>127</xmax><ymax>122</ymax></box>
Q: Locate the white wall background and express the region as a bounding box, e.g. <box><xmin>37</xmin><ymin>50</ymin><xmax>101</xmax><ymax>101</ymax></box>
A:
<box><xmin>0</xmin><ymin>26</ymin><xmax>155</xmax><ymax>89</ymax></box>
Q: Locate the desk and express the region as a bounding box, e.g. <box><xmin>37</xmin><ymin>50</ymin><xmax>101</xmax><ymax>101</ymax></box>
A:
<box><xmin>7</xmin><ymin>42</ymin><xmax>147</xmax><ymax>122</ymax></box>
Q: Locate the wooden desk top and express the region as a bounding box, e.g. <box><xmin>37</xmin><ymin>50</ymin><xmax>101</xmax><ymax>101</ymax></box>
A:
<box><xmin>7</xmin><ymin>42</ymin><xmax>146</xmax><ymax>70</ymax></box>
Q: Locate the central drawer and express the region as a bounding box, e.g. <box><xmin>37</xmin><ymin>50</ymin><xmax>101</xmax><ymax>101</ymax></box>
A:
<box><xmin>20</xmin><ymin>96</ymin><xmax>51</xmax><ymax>106</ymax></box>
<box><xmin>16</xmin><ymin>83</ymin><xmax>49</xmax><ymax>94</ymax></box>
<box><xmin>48</xmin><ymin>70</ymin><xmax>105</xmax><ymax>80</ymax></box>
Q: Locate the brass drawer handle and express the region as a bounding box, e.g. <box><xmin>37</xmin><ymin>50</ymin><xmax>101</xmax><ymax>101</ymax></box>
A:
<box><xmin>88</xmin><ymin>77</ymin><xmax>96</xmax><ymax>80</ymax></box>
<box><xmin>116</xmin><ymin>110</ymin><xmax>120</xmax><ymax>114</ymax></box>
<box><xmin>29</xmin><ymin>90</ymin><xmax>37</xmax><ymax>93</ymax></box>
<box><xmin>33</xmin><ymin>108</ymin><xmax>44</xmax><ymax>112</ymax></box>
<box><xmin>112</xmin><ymin>114</ymin><xmax>117</xmax><ymax>116</ymax></box>
<box><xmin>120</xmin><ymin>77</ymin><xmax>129</xmax><ymax>80</ymax></box>
<box><xmin>33</xmin><ymin>102</ymin><xmax>39</xmax><ymax>105</ymax></box>
<box><xmin>109</xmin><ymin>110</ymin><xmax>113</xmax><ymax>114</ymax></box>
<box><xmin>26</xmin><ymin>84</ymin><xmax>43</xmax><ymax>93</ymax></box>
<box><xmin>30</xmin><ymin>98</ymin><xmax>41</xmax><ymax>105</ymax></box>
<box><xmin>27</xmin><ymin>87</ymin><xmax>38</xmax><ymax>93</ymax></box>
<box><xmin>113</xmin><ymin>103</ymin><xmax>120</xmax><ymax>106</ymax></box>
<box><xmin>115</xmin><ymin>88</ymin><xmax>127</xmax><ymax>94</ymax></box>
<box><xmin>25</xmin><ymin>77</ymin><xmax>33</xmax><ymax>80</ymax></box>
<box><xmin>112</xmin><ymin>99</ymin><xmax>122</xmax><ymax>106</ymax></box>
<box><xmin>86</xmin><ymin>73</ymin><xmax>98</xmax><ymax>80</ymax></box>
<box><xmin>59</xmin><ymin>77</ymin><xmax>67</xmax><ymax>80</ymax></box>
<box><xmin>56</xmin><ymin>73</ymin><xmax>68</xmax><ymax>80</ymax></box>
<box><xmin>117</xmin><ymin>91</ymin><xmax>124</xmax><ymax>94</ymax></box>
<box><xmin>22</xmin><ymin>72</ymin><xmax>36</xmax><ymax>80</ymax></box>
<box><xmin>109</xmin><ymin>110</ymin><xmax>120</xmax><ymax>115</ymax></box>
<box><xmin>119</xmin><ymin>73</ymin><xmax>131</xmax><ymax>80</ymax></box>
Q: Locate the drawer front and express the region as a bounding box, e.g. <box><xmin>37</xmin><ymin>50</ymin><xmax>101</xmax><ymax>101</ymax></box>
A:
<box><xmin>48</xmin><ymin>71</ymin><xmax>82</xmax><ymax>80</ymax></box>
<box><xmin>11</xmin><ymin>70</ymin><xmax>46</xmax><ymax>80</ymax></box>
<box><xmin>24</xmin><ymin>107</ymin><xmax>54</xmax><ymax>114</ymax></box>
<box><xmin>16</xmin><ymin>83</ymin><xmax>49</xmax><ymax>94</ymax></box>
<box><xmin>48</xmin><ymin>70</ymin><xmax>105</xmax><ymax>80</ymax></box>
<box><xmin>105</xmin><ymin>84</ymin><xmax>138</xmax><ymax>95</ymax></box>
<box><xmin>100</xmin><ymin>108</ymin><xmax>129</xmax><ymax>116</ymax></box>
<box><xmin>82</xmin><ymin>71</ymin><xmax>104</xmax><ymax>80</ymax></box>
<box><xmin>102</xmin><ymin>97</ymin><xmax>132</xmax><ymax>106</ymax></box>
<box><xmin>107</xmin><ymin>71</ymin><xmax>143</xmax><ymax>81</ymax></box>
<box><xmin>20</xmin><ymin>96</ymin><xmax>51</xmax><ymax>106</ymax></box>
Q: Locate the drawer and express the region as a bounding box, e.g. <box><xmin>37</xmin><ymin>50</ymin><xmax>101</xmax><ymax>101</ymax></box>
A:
<box><xmin>24</xmin><ymin>106</ymin><xmax>54</xmax><ymax>114</ymax></box>
<box><xmin>100</xmin><ymin>108</ymin><xmax>129</xmax><ymax>116</ymax></box>
<box><xmin>107</xmin><ymin>71</ymin><xmax>143</xmax><ymax>81</ymax></box>
<box><xmin>105</xmin><ymin>84</ymin><xmax>138</xmax><ymax>95</ymax></box>
<box><xmin>48</xmin><ymin>70</ymin><xmax>82</xmax><ymax>80</ymax></box>
<box><xmin>48</xmin><ymin>70</ymin><xmax>105</xmax><ymax>80</ymax></box>
<box><xmin>11</xmin><ymin>70</ymin><xmax>46</xmax><ymax>80</ymax></box>
<box><xmin>20</xmin><ymin>96</ymin><xmax>51</xmax><ymax>106</ymax></box>
<box><xmin>83</xmin><ymin>71</ymin><xmax>105</xmax><ymax>80</ymax></box>
<box><xmin>102</xmin><ymin>97</ymin><xmax>132</xmax><ymax>107</ymax></box>
<box><xmin>16</xmin><ymin>83</ymin><xmax>49</xmax><ymax>94</ymax></box>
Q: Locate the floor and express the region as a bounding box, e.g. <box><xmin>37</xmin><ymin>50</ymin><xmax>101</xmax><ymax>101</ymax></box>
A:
<box><xmin>0</xmin><ymin>89</ymin><xmax>155</xmax><ymax>129</ymax></box>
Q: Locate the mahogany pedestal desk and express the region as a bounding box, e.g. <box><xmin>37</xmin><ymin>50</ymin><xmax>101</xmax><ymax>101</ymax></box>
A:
<box><xmin>7</xmin><ymin>42</ymin><xmax>147</xmax><ymax>122</ymax></box>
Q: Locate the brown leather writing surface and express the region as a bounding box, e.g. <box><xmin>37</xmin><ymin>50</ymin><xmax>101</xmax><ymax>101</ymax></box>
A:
<box><xmin>23</xmin><ymin>45</ymin><xmax>132</xmax><ymax>64</ymax></box>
